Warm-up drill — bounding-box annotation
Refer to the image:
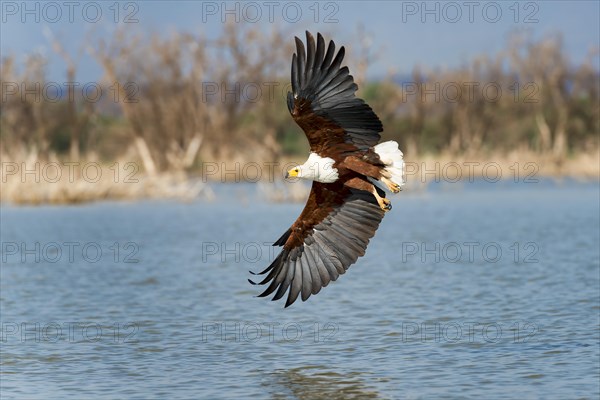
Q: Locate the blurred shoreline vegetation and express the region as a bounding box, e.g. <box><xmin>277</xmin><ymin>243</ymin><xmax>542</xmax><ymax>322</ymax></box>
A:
<box><xmin>1</xmin><ymin>25</ymin><xmax>598</xmax><ymax>204</ymax></box>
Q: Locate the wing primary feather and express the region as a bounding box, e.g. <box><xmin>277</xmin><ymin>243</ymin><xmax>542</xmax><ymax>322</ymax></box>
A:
<box><xmin>304</xmin><ymin>31</ymin><xmax>316</xmax><ymax>85</ymax></box>
<box><xmin>321</xmin><ymin>37</ymin><xmax>336</xmax><ymax>72</ymax></box>
<box><xmin>300</xmin><ymin>253</ymin><xmax>313</xmax><ymax>301</ymax></box>
<box><xmin>325</xmin><ymin>46</ymin><xmax>346</xmax><ymax>79</ymax></box>
<box><xmin>315</xmin><ymin>33</ymin><xmax>326</xmax><ymax>67</ymax></box>
<box><xmin>291</xmin><ymin>53</ymin><xmax>298</xmax><ymax>94</ymax></box>
<box><xmin>302</xmin><ymin>244</ymin><xmax>320</xmax><ymax>295</ymax></box>
<box><xmin>257</xmin><ymin>251</ymin><xmax>290</xmax><ymax>296</ymax></box>
<box><xmin>294</xmin><ymin>37</ymin><xmax>306</xmax><ymax>89</ymax></box>
<box><xmin>272</xmin><ymin>256</ymin><xmax>296</xmax><ymax>301</ymax></box>
<box><xmin>305</xmin><ymin>243</ymin><xmax>326</xmax><ymax>292</ymax></box>
<box><xmin>286</xmin><ymin>257</ymin><xmax>303</xmax><ymax>307</ymax></box>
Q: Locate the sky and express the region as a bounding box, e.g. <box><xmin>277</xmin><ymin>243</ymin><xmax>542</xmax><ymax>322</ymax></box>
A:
<box><xmin>1</xmin><ymin>0</ymin><xmax>599</xmax><ymax>82</ymax></box>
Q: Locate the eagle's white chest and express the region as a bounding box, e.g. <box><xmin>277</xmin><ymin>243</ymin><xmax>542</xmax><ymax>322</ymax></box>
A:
<box><xmin>299</xmin><ymin>153</ymin><xmax>339</xmax><ymax>183</ymax></box>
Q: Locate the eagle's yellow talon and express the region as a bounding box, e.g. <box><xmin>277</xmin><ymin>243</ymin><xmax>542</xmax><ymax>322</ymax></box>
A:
<box><xmin>371</xmin><ymin>186</ymin><xmax>392</xmax><ymax>211</ymax></box>
<box><xmin>382</xmin><ymin>177</ymin><xmax>401</xmax><ymax>193</ymax></box>
<box><xmin>381</xmin><ymin>198</ymin><xmax>392</xmax><ymax>211</ymax></box>
<box><xmin>375</xmin><ymin>196</ymin><xmax>391</xmax><ymax>211</ymax></box>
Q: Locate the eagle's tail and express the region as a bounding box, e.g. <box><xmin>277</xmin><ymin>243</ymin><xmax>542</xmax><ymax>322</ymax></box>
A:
<box><xmin>372</xmin><ymin>141</ymin><xmax>405</xmax><ymax>191</ymax></box>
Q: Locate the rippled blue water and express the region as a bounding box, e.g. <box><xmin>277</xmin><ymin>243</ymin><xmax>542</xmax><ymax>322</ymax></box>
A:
<box><xmin>1</xmin><ymin>181</ymin><xmax>599</xmax><ymax>399</ymax></box>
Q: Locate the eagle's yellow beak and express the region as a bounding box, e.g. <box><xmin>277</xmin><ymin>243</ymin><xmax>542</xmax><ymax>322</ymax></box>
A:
<box><xmin>286</xmin><ymin>168</ymin><xmax>299</xmax><ymax>179</ymax></box>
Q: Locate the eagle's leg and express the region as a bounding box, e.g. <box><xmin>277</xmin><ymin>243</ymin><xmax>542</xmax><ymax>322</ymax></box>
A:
<box><xmin>372</xmin><ymin>187</ymin><xmax>392</xmax><ymax>211</ymax></box>
<box><xmin>344</xmin><ymin>176</ymin><xmax>392</xmax><ymax>212</ymax></box>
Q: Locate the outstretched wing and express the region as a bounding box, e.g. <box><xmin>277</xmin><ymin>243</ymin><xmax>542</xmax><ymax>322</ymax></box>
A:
<box><xmin>250</xmin><ymin>182</ymin><xmax>385</xmax><ymax>307</ymax></box>
<box><xmin>287</xmin><ymin>31</ymin><xmax>383</xmax><ymax>153</ymax></box>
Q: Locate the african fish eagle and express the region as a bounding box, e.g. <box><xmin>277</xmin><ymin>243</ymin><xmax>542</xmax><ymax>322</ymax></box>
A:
<box><xmin>250</xmin><ymin>31</ymin><xmax>405</xmax><ymax>307</ymax></box>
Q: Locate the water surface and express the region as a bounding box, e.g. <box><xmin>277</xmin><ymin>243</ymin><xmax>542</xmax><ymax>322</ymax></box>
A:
<box><xmin>1</xmin><ymin>181</ymin><xmax>599</xmax><ymax>399</ymax></box>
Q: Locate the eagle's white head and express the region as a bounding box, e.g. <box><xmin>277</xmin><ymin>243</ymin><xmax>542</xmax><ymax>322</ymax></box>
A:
<box><xmin>286</xmin><ymin>153</ymin><xmax>339</xmax><ymax>183</ymax></box>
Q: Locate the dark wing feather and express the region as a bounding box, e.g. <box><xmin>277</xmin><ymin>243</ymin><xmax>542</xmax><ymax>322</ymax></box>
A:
<box><xmin>287</xmin><ymin>31</ymin><xmax>383</xmax><ymax>153</ymax></box>
<box><xmin>249</xmin><ymin>182</ymin><xmax>385</xmax><ymax>307</ymax></box>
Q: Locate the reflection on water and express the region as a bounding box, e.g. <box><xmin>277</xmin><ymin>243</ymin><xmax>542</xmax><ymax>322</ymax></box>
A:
<box><xmin>1</xmin><ymin>182</ymin><xmax>599</xmax><ymax>399</ymax></box>
<box><xmin>266</xmin><ymin>366</ymin><xmax>380</xmax><ymax>400</ymax></box>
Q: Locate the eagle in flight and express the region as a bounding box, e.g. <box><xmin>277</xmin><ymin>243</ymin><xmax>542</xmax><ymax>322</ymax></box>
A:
<box><xmin>250</xmin><ymin>32</ymin><xmax>405</xmax><ymax>307</ymax></box>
